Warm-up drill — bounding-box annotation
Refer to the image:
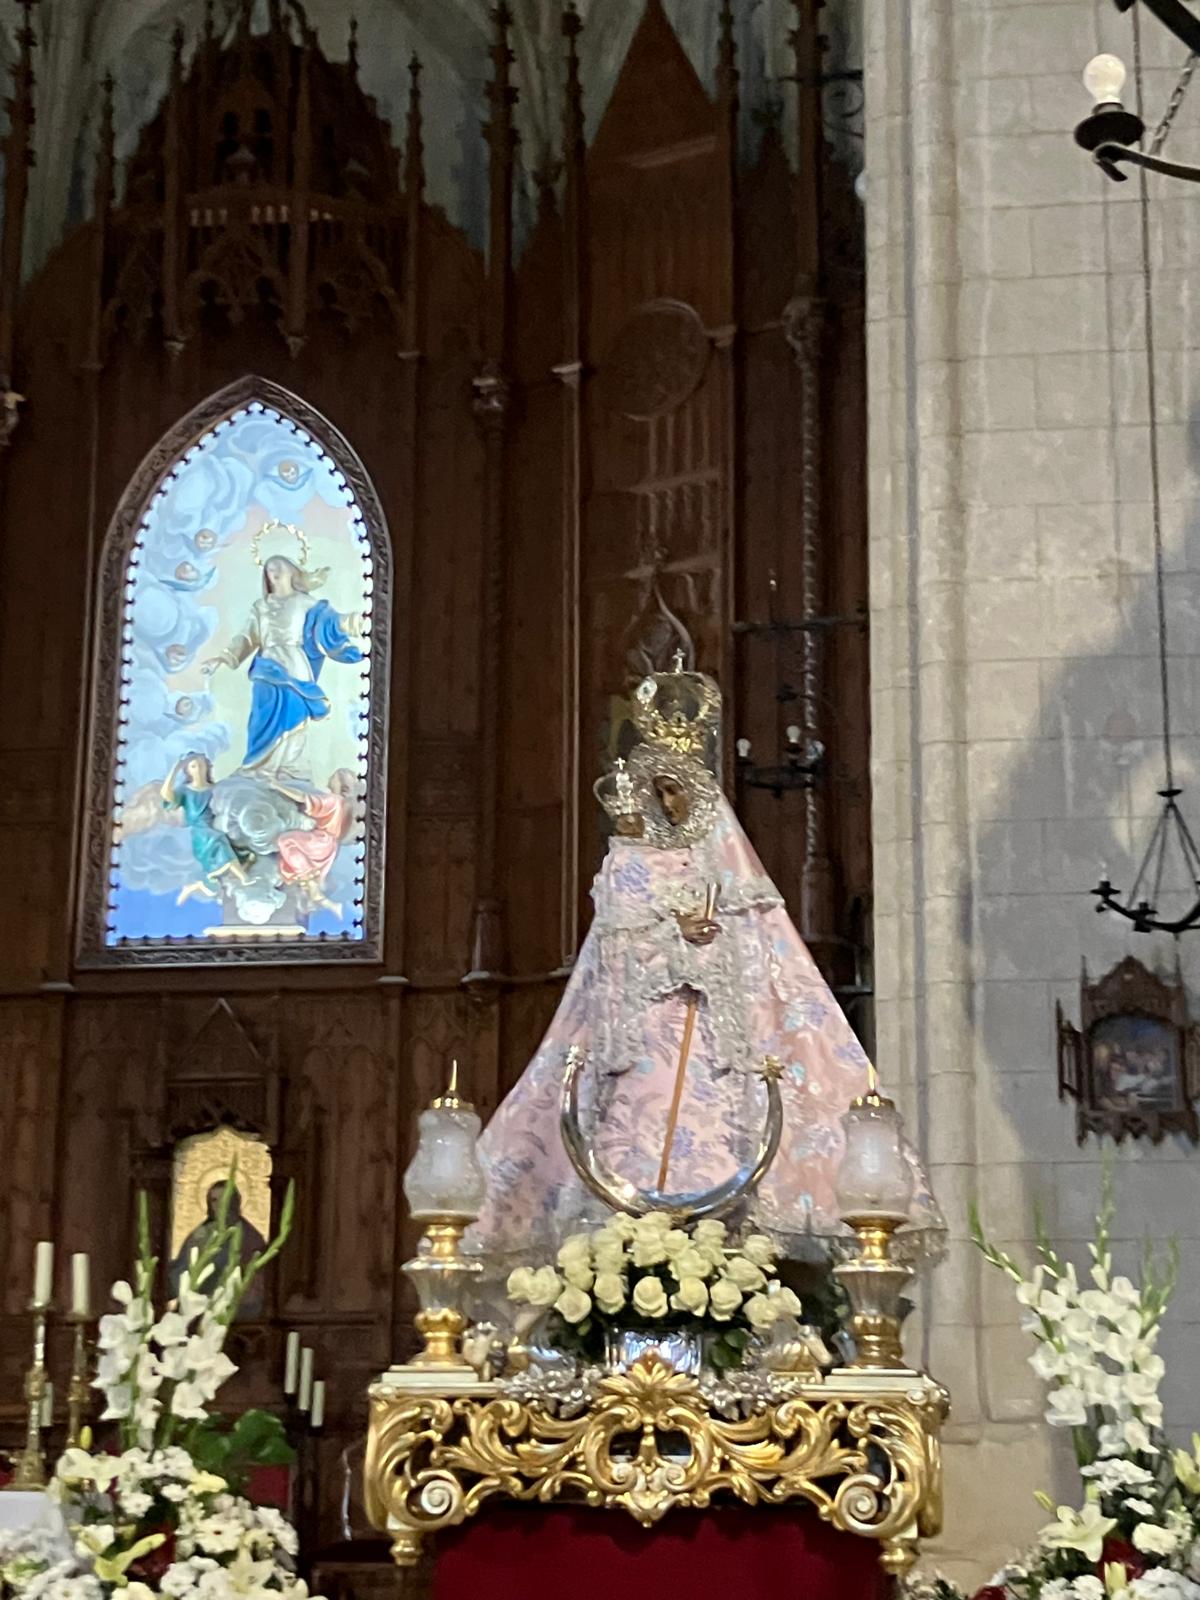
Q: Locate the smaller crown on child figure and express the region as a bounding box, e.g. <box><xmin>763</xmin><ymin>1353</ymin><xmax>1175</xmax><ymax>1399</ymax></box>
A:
<box><xmin>594</xmin><ymin>757</ymin><xmax>642</xmax><ymax>831</ymax></box>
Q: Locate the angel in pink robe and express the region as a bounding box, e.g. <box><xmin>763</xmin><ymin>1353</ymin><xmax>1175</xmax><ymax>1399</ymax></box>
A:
<box><xmin>271</xmin><ymin>768</ymin><xmax>355</xmax><ymax>919</ymax></box>
<box><xmin>467</xmin><ymin>732</ymin><xmax>943</xmax><ymax>1273</ymax></box>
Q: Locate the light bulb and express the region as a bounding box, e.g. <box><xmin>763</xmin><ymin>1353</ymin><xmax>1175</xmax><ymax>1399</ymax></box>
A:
<box><xmin>786</xmin><ymin>724</ymin><xmax>801</xmax><ymax>746</ymax></box>
<box><xmin>1082</xmin><ymin>53</ymin><xmax>1127</xmax><ymax>107</ymax></box>
<box><xmin>736</xmin><ymin>737</ymin><xmax>751</xmax><ymax>759</ymax></box>
<box><xmin>854</xmin><ymin>168</ymin><xmax>867</xmax><ymax>205</ymax></box>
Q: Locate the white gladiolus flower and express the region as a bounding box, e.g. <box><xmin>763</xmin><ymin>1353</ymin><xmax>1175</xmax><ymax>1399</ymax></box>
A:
<box><xmin>1030</xmin><ymin>1343</ymin><xmax>1070</xmax><ymax>1382</ymax></box>
<box><xmin>1124</xmin><ymin>1418</ymin><xmax>1155</xmax><ymax>1456</ymax></box>
<box><xmin>562</xmin><ymin>1261</ymin><xmax>594</xmax><ymax>1291</ymax></box>
<box><xmin>1133</xmin><ymin>1522</ymin><xmax>1183</xmax><ymax>1557</ymax></box>
<box><xmin>1081</xmin><ymin>1459</ymin><xmax>1154</xmax><ymax>1493</ymax></box>
<box><xmin>1046</xmin><ymin>1386</ymin><xmax>1088</xmax><ymax>1428</ymax></box>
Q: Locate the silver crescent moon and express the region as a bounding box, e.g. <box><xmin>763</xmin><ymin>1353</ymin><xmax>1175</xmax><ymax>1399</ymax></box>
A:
<box><xmin>558</xmin><ymin>1045</ymin><xmax>783</xmax><ymax>1220</ymax></box>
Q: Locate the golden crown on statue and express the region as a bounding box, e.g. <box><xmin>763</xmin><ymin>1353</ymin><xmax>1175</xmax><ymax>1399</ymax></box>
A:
<box><xmin>631</xmin><ymin>650</ymin><xmax>722</xmax><ymax>759</ymax></box>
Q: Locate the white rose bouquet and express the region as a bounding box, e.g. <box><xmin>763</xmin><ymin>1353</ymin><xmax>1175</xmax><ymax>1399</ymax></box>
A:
<box><xmin>0</xmin><ymin>1179</ymin><xmax>317</xmax><ymax>1600</ymax></box>
<box><xmin>506</xmin><ymin>1214</ymin><xmax>801</xmax><ymax>1371</ymax></box>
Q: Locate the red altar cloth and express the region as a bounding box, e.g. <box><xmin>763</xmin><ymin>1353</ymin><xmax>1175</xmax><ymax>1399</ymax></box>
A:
<box><xmin>432</xmin><ymin>1506</ymin><xmax>892</xmax><ymax>1600</ymax></box>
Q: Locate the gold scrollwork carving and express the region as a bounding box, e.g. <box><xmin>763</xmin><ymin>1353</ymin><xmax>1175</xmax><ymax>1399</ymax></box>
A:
<box><xmin>365</xmin><ymin>1356</ymin><xmax>947</xmax><ymax>1575</ymax></box>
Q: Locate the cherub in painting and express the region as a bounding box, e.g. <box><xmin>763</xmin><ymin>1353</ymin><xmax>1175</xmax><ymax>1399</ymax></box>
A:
<box><xmin>271</xmin><ymin>768</ymin><xmax>357</xmax><ymax>920</ymax></box>
<box><xmin>161</xmin><ymin>752</ymin><xmax>252</xmax><ymax>905</ymax></box>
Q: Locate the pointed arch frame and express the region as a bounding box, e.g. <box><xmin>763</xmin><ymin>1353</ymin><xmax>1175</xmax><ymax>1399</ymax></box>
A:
<box><xmin>77</xmin><ymin>375</ymin><xmax>392</xmax><ymax>968</ymax></box>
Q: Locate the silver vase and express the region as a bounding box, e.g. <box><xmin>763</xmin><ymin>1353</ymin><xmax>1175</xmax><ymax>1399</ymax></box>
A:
<box><xmin>604</xmin><ymin>1326</ymin><xmax>704</xmax><ymax>1376</ymax></box>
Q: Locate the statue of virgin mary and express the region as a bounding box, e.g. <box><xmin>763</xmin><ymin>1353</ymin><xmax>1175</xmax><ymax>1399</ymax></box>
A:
<box><xmin>467</xmin><ymin>661</ymin><xmax>942</xmax><ymax>1270</ymax></box>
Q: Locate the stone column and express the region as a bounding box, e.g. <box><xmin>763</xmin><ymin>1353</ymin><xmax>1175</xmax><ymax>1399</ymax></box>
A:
<box><xmin>865</xmin><ymin>0</ymin><xmax>1200</xmax><ymax>1581</ymax></box>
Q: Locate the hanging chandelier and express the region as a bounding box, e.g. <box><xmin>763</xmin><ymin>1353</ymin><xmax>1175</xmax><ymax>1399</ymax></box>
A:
<box><xmin>1081</xmin><ymin>3</ymin><xmax>1200</xmax><ymax>933</ymax></box>
<box><xmin>1075</xmin><ymin>1</ymin><xmax>1200</xmax><ymax>181</ymax></box>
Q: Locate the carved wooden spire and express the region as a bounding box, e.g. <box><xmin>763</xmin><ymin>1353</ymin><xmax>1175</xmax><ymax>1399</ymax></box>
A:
<box><xmin>204</xmin><ymin>0</ymin><xmax>216</xmax><ymax>44</ymax></box>
<box><xmin>162</xmin><ymin>20</ymin><xmax>186</xmax><ymax>356</ymax></box>
<box><xmin>0</xmin><ymin>0</ymin><xmax>38</xmax><ymax>444</ymax></box>
<box><xmin>285</xmin><ymin>37</ymin><xmax>312</xmax><ymax>357</ymax></box>
<box><xmin>93</xmin><ymin>73</ymin><xmax>115</xmax><ymax>219</ymax></box>
<box><xmin>562</xmin><ymin>3</ymin><xmax>583</xmax><ymax>169</ymax></box>
<box><xmin>482</xmin><ymin>0</ymin><xmax>517</xmax><ymax>338</ymax></box>
<box><xmin>789</xmin><ymin>0</ymin><xmax>825</xmax><ymax>289</ymax></box>
<box><xmin>347</xmin><ymin>17</ymin><xmax>359</xmax><ymax>83</ymax></box>
<box><xmin>84</xmin><ymin>74</ymin><xmax>115</xmax><ymax>374</ymax></box>
<box><xmin>403</xmin><ymin>54</ymin><xmax>424</xmax><ymax>210</ymax></box>
<box><xmin>716</xmin><ymin>0</ymin><xmax>737</xmax><ymax>117</ymax></box>
<box><xmin>556</xmin><ymin>0</ymin><xmax>585</xmax><ymax>965</ymax></box>
<box><xmin>469</xmin><ymin>1</ymin><xmax>517</xmax><ymax>982</ymax></box>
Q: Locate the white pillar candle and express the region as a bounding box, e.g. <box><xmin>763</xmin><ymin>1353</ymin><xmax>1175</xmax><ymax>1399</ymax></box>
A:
<box><xmin>40</xmin><ymin>1381</ymin><xmax>53</xmax><ymax>1428</ymax></box>
<box><xmin>33</xmin><ymin>1241</ymin><xmax>54</xmax><ymax>1306</ymax></box>
<box><xmin>71</xmin><ymin>1253</ymin><xmax>90</xmax><ymax>1318</ymax></box>
<box><xmin>310</xmin><ymin>1380</ymin><xmax>325</xmax><ymax>1429</ymax></box>
<box><xmin>284</xmin><ymin>1330</ymin><xmax>300</xmax><ymax>1395</ymax></box>
<box><xmin>298</xmin><ymin>1347</ymin><xmax>314</xmax><ymax>1411</ymax></box>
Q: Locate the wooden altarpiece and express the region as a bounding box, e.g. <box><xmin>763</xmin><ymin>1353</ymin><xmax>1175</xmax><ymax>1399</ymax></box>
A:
<box><xmin>0</xmin><ymin>0</ymin><xmax>869</xmax><ymax>1560</ymax></box>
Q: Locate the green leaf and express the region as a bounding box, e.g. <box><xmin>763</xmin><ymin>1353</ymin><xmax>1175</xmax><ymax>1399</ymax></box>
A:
<box><xmin>708</xmin><ymin>1340</ymin><xmax>734</xmax><ymax>1372</ymax></box>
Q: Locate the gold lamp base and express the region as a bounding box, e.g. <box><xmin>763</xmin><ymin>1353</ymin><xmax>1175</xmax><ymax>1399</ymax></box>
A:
<box><xmin>834</xmin><ymin>1213</ymin><xmax>915</xmax><ymax>1371</ymax></box>
<box><xmin>399</xmin><ymin>1217</ymin><xmax>482</xmax><ymax>1372</ymax></box>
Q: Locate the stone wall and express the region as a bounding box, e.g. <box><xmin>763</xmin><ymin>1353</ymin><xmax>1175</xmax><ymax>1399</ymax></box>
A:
<box><xmin>865</xmin><ymin>0</ymin><xmax>1200</xmax><ymax>1582</ymax></box>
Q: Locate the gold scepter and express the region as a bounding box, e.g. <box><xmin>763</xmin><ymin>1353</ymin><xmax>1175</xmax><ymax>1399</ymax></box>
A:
<box><xmin>656</xmin><ymin>882</ymin><xmax>720</xmax><ymax>1193</ymax></box>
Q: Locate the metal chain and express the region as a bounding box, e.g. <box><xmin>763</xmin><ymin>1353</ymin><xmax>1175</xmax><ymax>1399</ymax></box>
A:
<box><xmin>1150</xmin><ymin>49</ymin><xmax>1199</xmax><ymax>154</ymax></box>
<box><xmin>1133</xmin><ymin>3</ymin><xmax>1176</xmax><ymax>788</ymax></box>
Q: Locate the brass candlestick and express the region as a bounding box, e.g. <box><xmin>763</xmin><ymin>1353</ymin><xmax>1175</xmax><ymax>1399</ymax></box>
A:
<box><xmin>834</xmin><ymin>1214</ymin><xmax>914</xmax><ymax>1369</ymax></box>
<box><xmin>404</xmin><ymin>1218</ymin><xmax>482</xmax><ymax>1369</ymax></box>
<box><xmin>399</xmin><ymin>1064</ymin><xmax>487</xmax><ymax>1373</ymax></box>
<box><xmin>6</xmin><ymin>1300</ymin><xmax>51</xmax><ymax>1490</ymax></box>
<box><xmin>65</xmin><ymin>1313</ymin><xmax>92</xmax><ymax>1450</ymax></box>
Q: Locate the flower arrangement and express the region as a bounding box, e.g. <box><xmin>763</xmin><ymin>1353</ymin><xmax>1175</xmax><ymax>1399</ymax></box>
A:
<box><xmin>0</xmin><ymin>1180</ymin><xmax>319</xmax><ymax>1600</ymax></box>
<box><xmin>506</xmin><ymin>1212</ymin><xmax>802</xmax><ymax>1371</ymax></box>
<box><xmin>906</xmin><ymin>1170</ymin><xmax>1195</xmax><ymax>1600</ymax></box>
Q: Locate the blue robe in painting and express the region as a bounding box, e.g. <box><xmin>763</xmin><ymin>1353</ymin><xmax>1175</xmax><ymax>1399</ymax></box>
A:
<box><xmin>243</xmin><ymin>599</ymin><xmax>362</xmax><ymax>768</ymax></box>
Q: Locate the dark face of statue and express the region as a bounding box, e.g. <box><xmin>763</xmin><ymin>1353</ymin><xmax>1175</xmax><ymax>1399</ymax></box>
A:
<box><xmin>206</xmin><ymin>1181</ymin><xmax>242</xmax><ymax>1222</ymax></box>
<box><xmin>653</xmin><ymin>775</ymin><xmax>690</xmax><ymax>827</ymax></box>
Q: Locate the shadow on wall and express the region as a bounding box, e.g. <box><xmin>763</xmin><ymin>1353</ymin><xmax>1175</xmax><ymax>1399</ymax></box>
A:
<box><xmin>969</xmin><ymin>400</ymin><xmax>1200</xmax><ymax>1450</ymax></box>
